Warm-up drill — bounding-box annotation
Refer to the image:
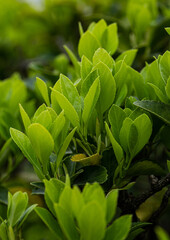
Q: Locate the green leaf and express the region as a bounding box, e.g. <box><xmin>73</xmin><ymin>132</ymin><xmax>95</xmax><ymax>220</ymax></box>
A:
<box><xmin>155</xmin><ymin>226</ymin><xmax>170</xmax><ymax>240</ymax></box>
<box><xmin>78</xmin><ymin>31</ymin><xmax>100</xmax><ymax>60</ymax></box>
<box><xmin>51</xmin><ymin>89</ymin><xmax>80</xmax><ymax>128</ymax></box>
<box><xmin>106</xmin><ymin>190</ymin><xmax>118</xmax><ymax>224</ymax></box>
<box><xmin>83</xmin><ymin>182</ymin><xmax>106</xmax><ymax>213</ymax></box>
<box><xmin>36</xmin><ymin>77</ymin><xmax>50</xmax><ymax>106</ymax></box>
<box><xmin>93</xmin><ymin>48</ymin><xmax>115</xmax><ymax>71</ymax></box>
<box><xmin>159</xmin><ymin>51</ymin><xmax>170</xmax><ymax>83</ymax></box>
<box><xmin>81</xmin><ymin>69</ymin><xmax>99</xmax><ymax>98</ymax></box>
<box><xmin>35</xmin><ymin>207</ymin><xmax>64</xmax><ymax>240</ymax></box>
<box><xmin>10</xmin><ymin>128</ymin><xmax>43</xmax><ymax>179</ymax></box>
<box><xmin>119</xmin><ymin>118</ymin><xmax>133</xmax><ymax>154</ymax></box>
<box><xmin>54</xmin><ymin>204</ymin><xmax>80</xmax><ymax>240</ymax></box>
<box><xmin>50</xmin><ymin>110</ymin><xmax>65</xmax><ymax>142</ymax></box>
<box><xmin>60</xmin><ymin>74</ymin><xmax>81</xmax><ymax>116</ymax></box>
<box><xmin>17</xmin><ymin>204</ymin><xmax>37</xmax><ymax>229</ymax></box>
<box><xmin>7</xmin><ymin>191</ymin><xmax>28</xmax><ymax>227</ymax></box>
<box><xmin>109</xmin><ymin>104</ymin><xmax>126</xmax><ymax>142</ymax></box>
<box><xmin>130</xmin><ymin>114</ymin><xmax>152</xmax><ymax>157</ymax></box>
<box><xmin>73</xmin><ymin>165</ymin><xmax>108</xmax><ymax>185</ymax></box>
<box><xmin>101</xmin><ymin>23</ymin><xmax>118</xmax><ymax>55</ymax></box>
<box><xmin>105</xmin><ymin>122</ymin><xmax>124</xmax><ymax>164</ymax></box>
<box><xmin>165</xmin><ymin>76</ymin><xmax>170</xmax><ymax>100</ymax></box>
<box><xmin>0</xmin><ymin>221</ymin><xmax>8</xmax><ymax>240</ymax></box>
<box><xmin>116</xmin><ymin>49</ymin><xmax>138</xmax><ymax>66</ymax></box>
<box><xmin>165</xmin><ymin>27</ymin><xmax>170</xmax><ymax>35</ymax></box>
<box><xmin>44</xmin><ymin>179</ymin><xmax>65</xmax><ymax>215</ymax></box>
<box><xmin>56</xmin><ymin>127</ymin><xmax>77</xmax><ymax>168</ymax></box>
<box><xmin>147</xmin><ymin>83</ymin><xmax>168</xmax><ymax>103</ymax></box>
<box><xmin>28</xmin><ymin>123</ymin><xmax>54</xmax><ymax>175</ymax></box>
<box><xmin>81</xmin><ymin>55</ymin><xmax>93</xmax><ymax>80</ymax></box>
<box><xmin>104</xmin><ymin>215</ymin><xmax>132</xmax><ymax>240</ymax></box>
<box><xmin>19</xmin><ymin>104</ymin><xmax>31</xmax><ymax>132</ymax></box>
<box><xmin>91</xmin><ymin>19</ymin><xmax>107</xmax><ymax>41</ymax></box>
<box><xmin>32</xmin><ymin>104</ymin><xmax>47</xmax><ymax>122</ymax></box>
<box><xmin>134</xmin><ymin>100</ymin><xmax>170</xmax><ymax>125</ymax></box>
<box><xmin>126</xmin><ymin>160</ymin><xmax>166</xmax><ymax>177</ymax></box>
<box><xmin>64</xmin><ymin>45</ymin><xmax>80</xmax><ymax>75</ymax></box>
<box><xmin>71</xmin><ymin>186</ymin><xmax>84</xmax><ymax>220</ymax></box>
<box><xmin>33</xmin><ymin>110</ymin><xmax>52</xmax><ymax>130</ymax></box>
<box><xmin>94</xmin><ymin>62</ymin><xmax>116</xmax><ymax>114</ymax></box>
<box><xmin>82</xmin><ymin>77</ymin><xmax>100</xmax><ymax>126</ymax></box>
<box><xmin>78</xmin><ymin>201</ymin><xmax>106</xmax><ymax>240</ymax></box>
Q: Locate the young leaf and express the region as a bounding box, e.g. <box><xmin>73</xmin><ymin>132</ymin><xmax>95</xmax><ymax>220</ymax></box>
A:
<box><xmin>60</xmin><ymin>74</ymin><xmax>81</xmax><ymax>116</ymax></box>
<box><xmin>105</xmin><ymin>122</ymin><xmax>124</xmax><ymax>164</ymax></box>
<box><xmin>35</xmin><ymin>207</ymin><xmax>64</xmax><ymax>240</ymax></box>
<box><xmin>81</xmin><ymin>69</ymin><xmax>99</xmax><ymax>98</ymax></box>
<box><xmin>44</xmin><ymin>179</ymin><xmax>65</xmax><ymax>215</ymax></box>
<box><xmin>104</xmin><ymin>215</ymin><xmax>132</xmax><ymax>240</ymax></box>
<box><xmin>159</xmin><ymin>51</ymin><xmax>170</xmax><ymax>83</ymax></box>
<box><xmin>10</xmin><ymin>128</ymin><xmax>43</xmax><ymax>179</ymax></box>
<box><xmin>101</xmin><ymin>23</ymin><xmax>118</xmax><ymax>55</ymax></box>
<box><xmin>119</xmin><ymin>118</ymin><xmax>133</xmax><ymax>154</ymax></box>
<box><xmin>147</xmin><ymin>83</ymin><xmax>168</xmax><ymax>103</ymax></box>
<box><xmin>106</xmin><ymin>189</ymin><xmax>118</xmax><ymax>224</ymax></box>
<box><xmin>19</xmin><ymin>104</ymin><xmax>31</xmax><ymax>132</ymax></box>
<box><xmin>94</xmin><ymin>62</ymin><xmax>116</xmax><ymax>114</ymax></box>
<box><xmin>82</xmin><ymin>77</ymin><xmax>100</xmax><ymax>126</ymax></box>
<box><xmin>93</xmin><ymin>48</ymin><xmax>115</xmax><ymax>71</ymax></box>
<box><xmin>81</xmin><ymin>55</ymin><xmax>93</xmax><ymax>80</ymax></box>
<box><xmin>116</xmin><ymin>49</ymin><xmax>138</xmax><ymax>66</ymax></box>
<box><xmin>56</xmin><ymin>127</ymin><xmax>77</xmax><ymax>168</ymax></box>
<box><xmin>78</xmin><ymin>31</ymin><xmax>100</xmax><ymax>60</ymax></box>
<box><xmin>109</xmin><ymin>104</ymin><xmax>126</xmax><ymax>142</ymax></box>
<box><xmin>33</xmin><ymin>110</ymin><xmax>52</xmax><ymax>130</ymax></box>
<box><xmin>36</xmin><ymin>77</ymin><xmax>50</xmax><ymax>106</ymax></box>
<box><xmin>91</xmin><ymin>19</ymin><xmax>107</xmax><ymax>42</ymax></box>
<box><xmin>78</xmin><ymin>201</ymin><xmax>106</xmax><ymax>240</ymax></box>
<box><xmin>7</xmin><ymin>192</ymin><xmax>28</xmax><ymax>227</ymax></box>
<box><xmin>50</xmin><ymin>110</ymin><xmax>65</xmax><ymax>142</ymax></box>
<box><xmin>17</xmin><ymin>204</ymin><xmax>37</xmax><ymax>229</ymax></box>
<box><xmin>165</xmin><ymin>76</ymin><xmax>170</xmax><ymax>100</ymax></box>
<box><xmin>51</xmin><ymin>89</ymin><xmax>80</xmax><ymax>128</ymax></box>
<box><xmin>54</xmin><ymin>204</ymin><xmax>80</xmax><ymax>240</ymax></box>
<box><xmin>28</xmin><ymin>123</ymin><xmax>54</xmax><ymax>175</ymax></box>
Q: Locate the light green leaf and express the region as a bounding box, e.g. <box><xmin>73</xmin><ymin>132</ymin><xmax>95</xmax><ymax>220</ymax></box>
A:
<box><xmin>78</xmin><ymin>31</ymin><xmax>100</xmax><ymax>60</ymax></box>
<box><xmin>109</xmin><ymin>104</ymin><xmax>126</xmax><ymax>142</ymax></box>
<box><xmin>7</xmin><ymin>191</ymin><xmax>28</xmax><ymax>227</ymax></box>
<box><xmin>28</xmin><ymin>123</ymin><xmax>54</xmax><ymax>175</ymax></box>
<box><xmin>19</xmin><ymin>104</ymin><xmax>31</xmax><ymax>132</ymax></box>
<box><xmin>101</xmin><ymin>23</ymin><xmax>118</xmax><ymax>55</ymax></box>
<box><xmin>78</xmin><ymin>201</ymin><xmax>106</xmax><ymax>240</ymax></box>
<box><xmin>54</xmin><ymin>204</ymin><xmax>80</xmax><ymax>240</ymax></box>
<box><xmin>59</xmin><ymin>186</ymin><xmax>73</xmax><ymax>217</ymax></box>
<box><xmin>105</xmin><ymin>122</ymin><xmax>124</xmax><ymax>164</ymax></box>
<box><xmin>130</xmin><ymin>114</ymin><xmax>152</xmax><ymax>157</ymax></box>
<box><xmin>165</xmin><ymin>76</ymin><xmax>170</xmax><ymax>100</ymax></box>
<box><xmin>44</xmin><ymin>179</ymin><xmax>65</xmax><ymax>216</ymax></box>
<box><xmin>56</xmin><ymin>127</ymin><xmax>77</xmax><ymax>168</ymax></box>
<box><xmin>10</xmin><ymin>128</ymin><xmax>43</xmax><ymax>179</ymax></box>
<box><xmin>155</xmin><ymin>226</ymin><xmax>170</xmax><ymax>240</ymax></box>
<box><xmin>119</xmin><ymin>118</ymin><xmax>133</xmax><ymax>153</ymax></box>
<box><xmin>17</xmin><ymin>204</ymin><xmax>37</xmax><ymax>229</ymax></box>
<box><xmin>51</xmin><ymin>89</ymin><xmax>80</xmax><ymax>128</ymax></box>
<box><xmin>71</xmin><ymin>186</ymin><xmax>84</xmax><ymax>220</ymax></box>
<box><xmin>51</xmin><ymin>80</ymin><xmax>62</xmax><ymax>114</ymax></box>
<box><xmin>93</xmin><ymin>48</ymin><xmax>115</xmax><ymax>71</ymax></box>
<box><xmin>159</xmin><ymin>51</ymin><xmax>170</xmax><ymax>83</ymax></box>
<box><xmin>33</xmin><ymin>110</ymin><xmax>52</xmax><ymax>130</ymax></box>
<box><xmin>81</xmin><ymin>55</ymin><xmax>93</xmax><ymax>80</ymax></box>
<box><xmin>36</xmin><ymin>77</ymin><xmax>50</xmax><ymax>106</ymax></box>
<box><xmin>91</xmin><ymin>19</ymin><xmax>107</xmax><ymax>41</ymax></box>
<box><xmin>81</xmin><ymin>69</ymin><xmax>99</xmax><ymax>98</ymax></box>
<box><xmin>50</xmin><ymin>110</ymin><xmax>65</xmax><ymax>142</ymax></box>
<box><xmin>35</xmin><ymin>207</ymin><xmax>64</xmax><ymax>240</ymax></box>
<box><xmin>104</xmin><ymin>215</ymin><xmax>132</xmax><ymax>240</ymax></box>
<box><xmin>60</xmin><ymin>74</ymin><xmax>81</xmax><ymax>116</ymax></box>
<box><xmin>165</xmin><ymin>27</ymin><xmax>170</xmax><ymax>35</ymax></box>
<box><xmin>94</xmin><ymin>62</ymin><xmax>116</xmax><ymax>114</ymax></box>
<box><xmin>116</xmin><ymin>49</ymin><xmax>138</xmax><ymax>66</ymax></box>
<box><xmin>148</xmin><ymin>83</ymin><xmax>168</xmax><ymax>103</ymax></box>
<box><xmin>82</xmin><ymin>77</ymin><xmax>100</xmax><ymax>126</ymax></box>
<box><xmin>106</xmin><ymin>190</ymin><xmax>118</xmax><ymax>224</ymax></box>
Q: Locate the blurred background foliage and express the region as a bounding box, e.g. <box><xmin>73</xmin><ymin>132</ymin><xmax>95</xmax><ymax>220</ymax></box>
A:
<box><xmin>0</xmin><ymin>0</ymin><xmax>169</xmax><ymax>81</ymax></box>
